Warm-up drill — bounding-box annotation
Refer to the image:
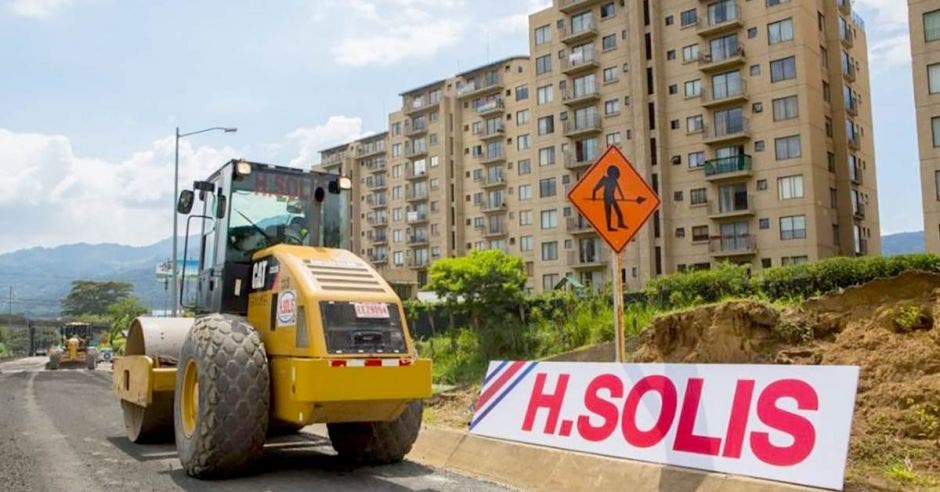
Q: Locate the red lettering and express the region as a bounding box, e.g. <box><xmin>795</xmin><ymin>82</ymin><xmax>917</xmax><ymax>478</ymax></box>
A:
<box><xmin>577</xmin><ymin>374</ymin><xmax>623</xmax><ymax>441</ymax></box>
<box><xmin>673</xmin><ymin>378</ymin><xmax>722</xmax><ymax>456</ymax></box>
<box><xmin>722</xmin><ymin>379</ymin><xmax>755</xmax><ymax>458</ymax></box>
<box><xmin>750</xmin><ymin>379</ymin><xmax>818</xmax><ymax>466</ymax></box>
<box><xmin>621</xmin><ymin>375</ymin><xmax>677</xmax><ymax>448</ymax></box>
<box><xmin>274</xmin><ymin>174</ymin><xmax>286</xmax><ymax>195</ymax></box>
<box><xmin>522</xmin><ymin>373</ymin><xmax>569</xmax><ymax>434</ymax></box>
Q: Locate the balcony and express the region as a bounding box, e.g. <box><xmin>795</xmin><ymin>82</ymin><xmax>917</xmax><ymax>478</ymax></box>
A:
<box><xmin>709</xmin><ymin>234</ymin><xmax>757</xmax><ymax>257</ymax></box>
<box><xmin>474</xmin><ymin>121</ymin><xmax>505</xmax><ymax>140</ymax></box>
<box><xmin>482</xmin><ymin>224</ymin><xmax>507</xmax><ymax>238</ymax></box>
<box><xmin>357</xmin><ymin>144</ymin><xmax>385</xmax><ymax>158</ymax></box>
<box><xmin>366</xmin><ymin>215</ymin><xmax>388</xmax><ymax>226</ymax></box>
<box><xmin>840</xmin><ymin>28</ymin><xmax>855</xmax><ymax>48</ymax></box>
<box><xmin>366</xmin><ymin>159</ymin><xmax>387</xmax><ymax>173</ymax></box>
<box><xmin>407</xmin><ymin>257</ymin><xmax>430</xmax><ymax>269</ymax></box>
<box><xmin>474</xmin><ymin>149</ymin><xmax>506</xmax><ymax>165</ymax></box>
<box><xmin>561</xmin><ymin>50</ymin><xmax>599</xmax><ymax>76</ymax></box>
<box><xmin>564</xmin><ymin>115</ymin><xmax>602</xmax><ymax>138</ymax></box>
<box><xmin>708</xmin><ymin>196</ymin><xmax>754</xmax><ymax>220</ymax></box>
<box><xmin>404</xmin><ymin>144</ymin><xmax>428</xmax><ymax>159</ymax></box>
<box><xmin>698</xmin><ymin>47</ymin><xmax>746</xmax><ymax>73</ymax></box>
<box><xmin>558</xmin><ymin>0</ymin><xmax>601</xmax><ymax>14</ymax></box>
<box><xmin>845</xmin><ymin>96</ymin><xmax>859</xmax><ymax>116</ymax></box>
<box><xmin>853</xmin><ymin>203</ymin><xmax>866</xmax><ymax>219</ymax></box>
<box><xmin>703</xmin><ymin>118</ymin><xmax>750</xmax><ymax>145</ymax></box>
<box><xmin>565</xmin><ymin>151</ymin><xmax>598</xmax><ymax>170</ymax></box>
<box><xmin>365</xmin><ymin>195</ymin><xmax>387</xmax><ymax>208</ymax></box>
<box><xmin>407</xmin><ymin>234</ymin><xmax>430</xmax><ymax>246</ymax></box>
<box><xmin>366</xmin><ymin>177</ymin><xmax>387</xmax><ymax>190</ymax></box>
<box><xmin>407</xmin><ymin>211</ymin><xmax>428</xmax><ymax>225</ymax></box>
<box><xmin>697</xmin><ymin>4</ymin><xmax>743</xmax><ymax>37</ymax></box>
<box><xmin>404</xmin><ymin>120</ymin><xmax>428</xmax><ymax>137</ymax></box>
<box><xmin>370</xmin><ymin>233</ymin><xmax>388</xmax><ymax>245</ymax></box>
<box><xmin>478</xmin><ymin>201</ymin><xmax>507</xmax><ymax>213</ymax></box>
<box><xmin>850</xmin><ymin>167</ymin><xmax>863</xmax><ymax>185</ymax></box>
<box><xmin>704</xmin><ymin>154</ymin><xmax>752</xmax><ymax>180</ymax></box>
<box><xmin>405</xmin><ymin>167</ymin><xmax>428</xmax><ymax>180</ymax></box>
<box><xmin>475</xmin><ymin>98</ymin><xmax>505</xmax><ymax>116</ymax></box>
<box><xmin>838</xmin><ymin>0</ymin><xmax>851</xmax><ymax>15</ymax></box>
<box><xmin>847</xmin><ymin>134</ymin><xmax>861</xmax><ymax>150</ymax></box>
<box><xmin>562</xmin><ymin>88</ymin><xmax>600</xmax><ymax>107</ymax></box>
<box><xmin>403</xmin><ymin>96</ymin><xmax>440</xmax><ymax>115</ymax></box>
<box><xmin>369</xmin><ymin>254</ymin><xmax>388</xmax><ymax>264</ymax></box>
<box><xmin>567</xmin><ymin>249</ymin><xmax>609</xmax><ymax>269</ymax></box>
<box><xmin>482</xmin><ymin>174</ymin><xmax>506</xmax><ymax>188</ymax></box>
<box><xmin>567</xmin><ymin>216</ymin><xmax>597</xmax><ymax>235</ymax></box>
<box><xmin>560</xmin><ymin>20</ymin><xmax>598</xmax><ymax>45</ymax></box>
<box><xmin>457</xmin><ymin>76</ymin><xmax>503</xmax><ymax>99</ymax></box>
<box><xmin>843</xmin><ymin>63</ymin><xmax>857</xmax><ymax>82</ymax></box>
<box><xmin>406</xmin><ymin>189</ymin><xmax>429</xmax><ymax>202</ymax></box>
<box><xmin>702</xmin><ymin>80</ymin><xmax>748</xmax><ymax>108</ymax></box>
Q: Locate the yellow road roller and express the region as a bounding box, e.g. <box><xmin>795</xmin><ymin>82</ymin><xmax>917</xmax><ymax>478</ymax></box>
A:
<box><xmin>113</xmin><ymin>160</ymin><xmax>431</xmax><ymax>478</ymax></box>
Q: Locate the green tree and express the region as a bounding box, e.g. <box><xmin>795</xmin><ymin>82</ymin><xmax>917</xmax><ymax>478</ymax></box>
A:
<box><xmin>106</xmin><ymin>296</ymin><xmax>148</xmax><ymax>350</ymax></box>
<box><xmin>61</xmin><ymin>280</ymin><xmax>133</xmax><ymax>316</ymax></box>
<box><xmin>426</xmin><ymin>249</ymin><xmax>526</xmax><ymax>330</ymax></box>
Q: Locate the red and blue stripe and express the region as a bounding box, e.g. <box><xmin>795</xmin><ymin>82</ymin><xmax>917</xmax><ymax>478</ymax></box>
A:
<box><xmin>470</xmin><ymin>360</ymin><xmax>539</xmax><ymax>430</ymax></box>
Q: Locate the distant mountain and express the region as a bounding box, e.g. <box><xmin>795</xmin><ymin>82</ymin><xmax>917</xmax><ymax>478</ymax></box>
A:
<box><xmin>0</xmin><ymin>238</ymin><xmax>184</xmax><ymax>318</ymax></box>
<box><xmin>881</xmin><ymin>231</ymin><xmax>925</xmax><ymax>256</ymax></box>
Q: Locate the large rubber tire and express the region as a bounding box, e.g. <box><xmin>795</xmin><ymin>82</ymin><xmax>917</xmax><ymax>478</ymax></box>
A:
<box><xmin>122</xmin><ymin>394</ymin><xmax>174</xmax><ymax>443</ymax></box>
<box><xmin>48</xmin><ymin>351</ymin><xmax>60</xmax><ymax>370</ymax></box>
<box><xmin>327</xmin><ymin>400</ymin><xmax>423</xmax><ymax>464</ymax></box>
<box><xmin>86</xmin><ymin>349</ymin><xmax>98</xmax><ymax>370</ymax></box>
<box><xmin>174</xmin><ymin>314</ymin><xmax>269</xmax><ymax>478</ymax></box>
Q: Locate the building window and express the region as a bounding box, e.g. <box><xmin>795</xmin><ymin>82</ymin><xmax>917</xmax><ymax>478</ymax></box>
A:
<box><xmin>935</xmin><ymin>171</ymin><xmax>940</xmax><ymax>200</ymax></box>
<box><xmin>541</xmin><ymin>241</ymin><xmax>558</xmax><ymax>261</ymax></box>
<box><xmin>770</xmin><ymin>56</ymin><xmax>797</xmax><ymax>82</ymax></box>
<box><xmin>518</xmin><ymin>134</ymin><xmax>531</xmax><ymax>150</ymax></box>
<box><xmin>772</xmin><ymin>95</ymin><xmax>799</xmax><ymax>121</ymax></box>
<box><xmin>601</xmin><ymin>2</ymin><xmax>615</xmax><ymax>18</ymax></box>
<box><xmin>690</xmin><ymin>188</ymin><xmax>707</xmax><ymax>205</ymax></box>
<box><xmin>680</xmin><ymin>9</ymin><xmax>697</xmax><ymax>27</ymax></box>
<box><xmin>602</xmin><ymin>34</ymin><xmax>617</xmax><ymax>50</ymax></box>
<box><xmin>516</xmin><ymin>109</ymin><xmax>531</xmax><ymax>126</ymax></box>
<box><xmin>930</xmin><ymin>64</ymin><xmax>940</xmax><ymax>94</ymax></box>
<box><xmin>782</xmin><ymin>256</ymin><xmax>808</xmax><ymax>266</ymax></box>
<box><xmin>539</xmin><ymin>177</ymin><xmax>557</xmax><ymax>198</ymax></box>
<box><xmin>520</xmin><ymin>235</ymin><xmax>534</xmax><ymax>252</ymax></box>
<box><xmin>542</xmin><ymin>274</ymin><xmax>559</xmax><ymax>291</ymax></box>
<box><xmin>519</xmin><ymin>210</ymin><xmax>532</xmax><ymax>225</ymax></box>
<box><xmin>687</xmin><ymin>115</ymin><xmax>704</xmax><ymax>133</ymax></box>
<box><xmin>536</xmin><ymin>54</ymin><xmax>552</xmax><ymax>75</ymax></box>
<box><xmin>541</xmin><ymin>209</ymin><xmax>558</xmax><ymax>229</ymax></box>
<box><xmin>778</xmin><ymin>175</ymin><xmax>804</xmax><ymax>200</ymax></box>
<box><xmin>925</xmin><ymin>9</ymin><xmax>940</xmax><ymax>41</ymax></box>
<box><xmin>535</xmin><ymin>25</ymin><xmax>551</xmax><ymax>45</ymax></box>
<box><xmin>933</xmin><ymin>117</ymin><xmax>940</xmax><ymax>147</ymax></box>
<box><xmin>537</xmin><ymin>115</ymin><xmax>555</xmax><ymax>135</ymax></box>
<box><xmin>775</xmin><ymin>135</ymin><xmax>801</xmax><ymax>160</ymax></box>
<box><xmin>768</xmin><ymin>18</ymin><xmax>794</xmax><ymax>44</ymax></box>
<box><xmin>518</xmin><ymin>159</ymin><xmax>531</xmax><ymax>175</ymax></box>
<box><xmin>682</xmin><ymin>44</ymin><xmax>699</xmax><ymax>62</ymax></box>
<box><xmin>759</xmin><ymin>218</ymin><xmax>770</xmax><ymax>229</ymax></box>
<box><xmin>518</xmin><ymin>184</ymin><xmax>532</xmax><ymax>201</ymax></box>
<box><xmin>539</xmin><ymin>146</ymin><xmax>556</xmax><ymax>166</ymax></box>
<box><xmin>692</xmin><ymin>225</ymin><xmax>709</xmax><ymax>241</ymax></box>
<box><xmin>537</xmin><ymin>85</ymin><xmax>553</xmax><ymax>105</ymax></box>
<box><xmin>688</xmin><ymin>151</ymin><xmax>705</xmax><ymax>168</ymax></box>
<box><xmin>516</xmin><ymin>85</ymin><xmax>529</xmax><ymax>101</ymax></box>
<box><xmin>684</xmin><ymin>79</ymin><xmax>702</xmax><ymax>97</ymax></box>
<box><xmin>780</xmin><ymin>215</ymin><xmax>807</xmax><ymax>240</ymax></box>
<box><xmin>606</xmin><ymin>132</ymin><xmax>621</xmax><ymax>146</ymax></box>
<box><xmin>605</xmin><ymin>99</ymin><xmax>620</xmax><ymax>115</ymax></box>
<box><xmin>603</xmin><ymin>67</ymin><xmax>618</xmax><ymax>83</ymax></box>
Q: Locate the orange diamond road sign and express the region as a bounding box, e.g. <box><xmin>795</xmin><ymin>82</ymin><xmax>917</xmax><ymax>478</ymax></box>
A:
<box><xmin>567</xmin><ymin>145</ymin><xmax>661</xmax><ymax>253</ymax></box>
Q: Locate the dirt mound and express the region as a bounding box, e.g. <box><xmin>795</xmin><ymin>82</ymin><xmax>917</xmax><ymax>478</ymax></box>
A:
<box><xmin>633</xmin><ymin>270</ymin><xmax>940</xmax><ymax>489</ymax></box>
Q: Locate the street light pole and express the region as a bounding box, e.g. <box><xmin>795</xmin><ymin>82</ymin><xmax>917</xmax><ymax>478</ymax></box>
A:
<box><xmin>170</xmin><ymin>126</ymin><xmax>237</xmax><ymax>317</ymax></box>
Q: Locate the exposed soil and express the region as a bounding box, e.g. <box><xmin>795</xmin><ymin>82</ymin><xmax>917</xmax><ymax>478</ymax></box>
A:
<box><xmin>429</xmin><ymin>271</ymin><xmax>940</xmax><ymax>490</ymax></box>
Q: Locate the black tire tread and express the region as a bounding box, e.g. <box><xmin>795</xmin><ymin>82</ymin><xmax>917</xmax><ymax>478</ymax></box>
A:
<box><xmin>327</xmin><ymin>400</ymin><xmax>423</xmax><ymax>464</ymax></box>
<box><xmin>174</xmin><ymin>314</ymin><xmax>269</xmax><ymax>478</ymax></box>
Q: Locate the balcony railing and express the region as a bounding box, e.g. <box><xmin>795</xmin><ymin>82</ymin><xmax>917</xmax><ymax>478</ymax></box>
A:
<box><xmin>702</xmin><ymin>80</ymin><xmax>747</xmax><ymax>106</ymax></box>
<box><xmin>366</xmin><ymin>177</ymin><xmax>387</xmax><ymax>190</ymax></box>
<box><xmin>563</xmin><ymin>87</ymin><xmax>600</xmax><ymax>105</ymax></box>
<box><xmin>405</xmin><ymin>167</ymin><xmax>428</xmax><ymax>180</ymax></box>
<box><xmin>406</xmin><ymin>189</ymin><xmax>429</xmax><ymax>201</ymax></box>
<box><xmin>709</xmin><ymin>234</ymin><xmax>756</xmax><ymax>256</ymax></box>
<box><xmin>853</xmin><ymin>202</ymin><xmax>866</xmax><ymax>219</ymax></box>
<box><xmin>843</xmin><ymin>63</ymin><xmax>857</xmax><ymax>82</ymax></box>
<box><xmin>407</xmin><ymin>234</ymin><xmax>430</xmax><ymax>245</ymax></box>
<box><xmin>561</xmin><ymin>49</ymin><xmax>598</xmax><ymax>74</ymax></box>
<box><xmin>704</xmin><ymin>154</ymin><xmax>752</xmax><ymax>177</ymax></box>
<box><xmin>566</xmin><ymin>216</ymin><xmax>596</xmax><ymax>234</ymax></box>
<box><xmin>558</xmin><ymin>0</ymin><xmax>602</xmax><ymax>14</ymax></box>
<box><xmin>475</xmin><ymin>98</ymin><xmax>505</xmax><ymax>115</ymax></box>
<box><xmin>567</xmin><ymin>249</ymin><xmax>609</xmax><ymax>267</ymax></box>
<box><xmin>709</xmin><ymin>195</ymin><xmax>754</xmax><ymax>218</ymax></box>
<box><xmin>560</xmin><ymin>18</ymin><xmax>597</xmax><ymax>44</ymax></box>
<box><xmin>357</xmin><ymin>144</ymin><xmax>385</xmax><ymax>157</ymax></box>
<box><xmin>474</xmin><ymin>121</ymin><xmax>505</xmax><ymax>138</ymax></box>
<box><xmin>703</xmin><ymin>118</ymin><xmax>749</xmax><ymax>143</ymax></box>
<box><xmin>366</xmin><ymin>215</ymin><xmax>388</xmax><ymax>226</ymax></box>
<box><xmin>564</xmin><ymin>115</ymin><xmax>602</xmax><ymax>136</ymax></box>
<box><xmin>457</xmin><ymin>76</ymin><xmax>502</xmax><ymax>99</ymax></box>
<box><xmin>483</xmin><ymin>174</ymin><xmax>506</xmax><ymax>187</ymax></box>
<box><xmin>847</xmin><ymin>133</ymin><xmax>861</xmax><ymax>150</ymax></box>
<box><xmin>482</xmin><ymin>224</ymin><xmax>507</xmax><ymax>237</ymax></box>
<box><xmin>474</xmin><ymin>148</ymin><xmax>505</xmax><ymax>163</ymax></box>
<box><xmin>404</xmin><ymin>120</ymin><xmax>428</xmax><ymax>136</ymax></box>
<box><xmin>478</xmin><ymin>200</ymin><xmax>507</xmax><ymax>212</ymax></box>
<box><xmin>698</xmin><ymin>3</ymin><xmax>742</xmax><ymax>36</ymax></box>
<box><xmin>698</xmin><ymin>46</ymin><xmax>746</xmax><ymax>72</ymax></box>
<box><xmin>366</xmin><ymin>159</ymin><xmax>386</xmax><ymax>172</ymax></box>
<box><xmin>404</xmin><ymin>144</ymin><xmax>428</xmax><ymax>158</ymax></box>
<box><xmin>840</xmin><ymin>27</ymin><xmax>855</xmax><ymax>47</ymax></box>
<box><xmin>407</xmin><ymin>211</ymin><xmax>428</xmax><ymax>224</ymax></box>
<box><xmin>845</xmin><ymin>96</ymin><xmax>859</xmax><ymax>116</ymax></box>
<box><xmin>371</xmin><ymin>232</ymin><xmax>388</xmax><ymax>244</ymax></box>
<box><xmin>403</xmin><ymin>95</ymin><xmax>440</xmax><ymax>114</ymax></box>
<box><xmin>407</xmin><ymin>257</ymin><xmax>430</xmax><ymax>268</ymax></box>
<box><xmin>366</xmin><ymin>195</ymin><xmax>387</xmax><ymax>207</ymax></box>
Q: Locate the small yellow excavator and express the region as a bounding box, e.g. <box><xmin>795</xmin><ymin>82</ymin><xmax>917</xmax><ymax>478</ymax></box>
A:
<box><xmin>113</xmin><ymin>160</ymin><xmax>431</xmax><ymax>478</ymax></box>
<box><xmin>48</xmin><ymin>322</ymin><xmax>97</xmax><ymax>370</ymax></box>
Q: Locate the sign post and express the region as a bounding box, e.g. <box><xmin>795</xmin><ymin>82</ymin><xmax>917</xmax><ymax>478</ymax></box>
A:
<box><xmin>567</xmin><ymin>146</ymin><xmax>660</xmax><ymax>362</ymax></box>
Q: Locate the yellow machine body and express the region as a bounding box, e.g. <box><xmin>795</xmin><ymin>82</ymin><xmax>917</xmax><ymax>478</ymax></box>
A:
<box><xmin>114</xmin><ymin>245</ymin><xmax>431</xmax><ymax>426</ymax></box>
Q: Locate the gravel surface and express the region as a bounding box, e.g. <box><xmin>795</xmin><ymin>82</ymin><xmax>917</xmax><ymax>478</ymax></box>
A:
<box><xmin>0</xmin><ymin>357</ymin><xmax>509</xmax><ymax>492</ymax></box>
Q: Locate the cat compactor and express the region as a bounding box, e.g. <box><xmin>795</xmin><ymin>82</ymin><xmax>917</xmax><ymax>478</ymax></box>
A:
<box><xmin>113</xmin><ymin>160</ymin><xmax>431</xmax><ymax>478</ymax></box>
<box><xmin>48</xmin><ymin>322</ymin><xmax>97</xmax><ymax>370</ymax></box>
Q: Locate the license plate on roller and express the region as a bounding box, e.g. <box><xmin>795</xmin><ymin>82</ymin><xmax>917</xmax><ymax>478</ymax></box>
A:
<box><xmin>353</xmin><ymin>303</ymin><xmax>390</xmax><ymax>319</ymax></box>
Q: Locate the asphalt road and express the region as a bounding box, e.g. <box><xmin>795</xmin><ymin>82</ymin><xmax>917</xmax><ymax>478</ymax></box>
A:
<box><xmin>0</xmin><ymin>357</ymin><xmax>508</xmax><ymax>492</ymax></box>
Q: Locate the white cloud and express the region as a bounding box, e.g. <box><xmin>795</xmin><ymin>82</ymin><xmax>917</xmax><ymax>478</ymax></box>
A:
<box><xmin>331</xmin><ymin>1</ymin><xmax>466</xmax><ymax>67</ymax></box>
<box><xmin>7</xmin><ymin>0</ymin><xmax>72</xmax><ymax>19</ymax></box>
<box><xmin>490</xmin><ymin>0</ymin><xmax>551</xmax><ymax>35</ymax></box>
<box><xmin>869</xmin><ymin>33</ymin><xmax>911</xmax><ymax>70</ymax></box>
<box><xmin>853</xmin><ymin>0</ymin><xmax>908</xmax><ymax>32</ymax></box>
<box><xmin>285</xmin><ymin>115</ymin><xmax>365</xmax><ymax>168</ymax></box>
<box><xmin>0</xmin><ymin>116</ymin><xmax>366</xmax><ymax>252</ymax></box>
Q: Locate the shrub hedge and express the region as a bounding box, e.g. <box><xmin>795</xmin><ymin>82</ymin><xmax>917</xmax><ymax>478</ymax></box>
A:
<box><xmin>646</xmin><ymin>254</ymin><xmax>940</xmax><ymax>309</ymax></box>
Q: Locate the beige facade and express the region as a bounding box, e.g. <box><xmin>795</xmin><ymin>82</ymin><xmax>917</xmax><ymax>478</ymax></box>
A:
<box><xmin>910</xmin><ymin>0</ymin><xmax>940</xmax><ymax>253</ymax></box>
<box><xmin>319</xmin><ymin>0</ymin><xmax>880</xmax><ymax>296</ymax></box>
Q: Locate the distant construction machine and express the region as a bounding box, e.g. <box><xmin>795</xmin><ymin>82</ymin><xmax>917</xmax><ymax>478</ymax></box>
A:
<box><xmin>48</xmin><ymin>322</ymin><xmax>98</xmax><ymax>370</ymax></box>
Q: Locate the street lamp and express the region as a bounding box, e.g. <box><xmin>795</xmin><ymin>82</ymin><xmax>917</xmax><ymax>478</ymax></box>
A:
<box><xmin>171</xmin><ymin>126</ymin><xmax>237</xmax><ymax>317</ymax></box>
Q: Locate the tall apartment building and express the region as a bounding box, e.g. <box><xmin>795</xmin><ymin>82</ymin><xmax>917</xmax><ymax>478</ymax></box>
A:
<box><xmin>319</xmin><ymin>0</ymin><xmax>879</xmax><ymax>296</ymax></box>
<box><xmin>910</xmin><ymin>0</ymin><xmax>940</xmax><ymax>253</ymax></box>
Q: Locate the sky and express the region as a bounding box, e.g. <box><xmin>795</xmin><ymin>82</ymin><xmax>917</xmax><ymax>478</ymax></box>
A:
<box><xmin>0</xmin><ymin>0</ymin><xmax>920</xmax><ymax>254</ymax></box>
